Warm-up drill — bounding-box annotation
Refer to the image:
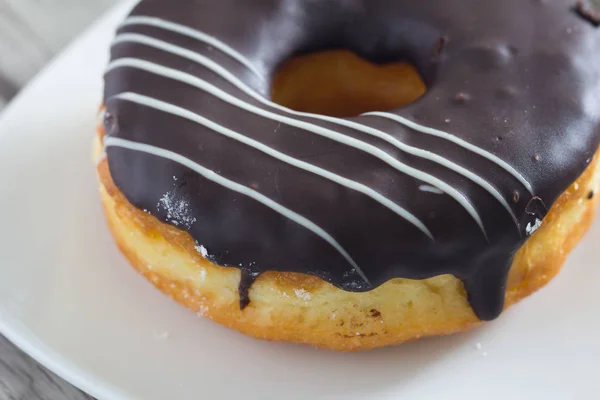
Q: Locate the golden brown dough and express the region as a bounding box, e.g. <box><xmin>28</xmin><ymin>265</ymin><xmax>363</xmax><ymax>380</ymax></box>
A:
<box><xmin>271</xmin><ymin>50</ymin><xmax>427</xmax><ymax>117</ymax></box>
<box><xmin>94</xmin><ymin>124</ymin><xmax>600</xmax><ymax>351</ymax></box>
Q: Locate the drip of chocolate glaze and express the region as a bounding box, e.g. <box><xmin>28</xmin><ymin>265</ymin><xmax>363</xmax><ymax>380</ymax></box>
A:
<box><xmin>103</xmin><ymin>0</ymin><xmax>600</xmax><ymax>321</ymax></box>
<box><xmin>239</xmin><ymin>270</ymin><xmax>261</xmax><ymax>309</ymax></box>
<box><xmin>463</xmin><ymin>256</ymin><xmax>512</xmax><ymax>321</ymax></box>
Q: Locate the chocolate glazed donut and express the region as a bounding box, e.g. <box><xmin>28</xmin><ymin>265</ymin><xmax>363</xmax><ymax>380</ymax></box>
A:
<box><xmin>102</xmin><ymin>0</ymin><xmax>600</xmax><ymax>320</ymax></box>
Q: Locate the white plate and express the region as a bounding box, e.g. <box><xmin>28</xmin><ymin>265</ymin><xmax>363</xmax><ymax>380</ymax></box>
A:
<box><xmin>1</xmin><ymin>2</ymin><xmax>599</xmax><ymax>399</ymax></box>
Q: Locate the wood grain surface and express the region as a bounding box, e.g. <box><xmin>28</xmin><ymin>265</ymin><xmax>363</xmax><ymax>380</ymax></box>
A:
<box><xmin>0</xmin><ymin>0</ymin><xmax>117</xmax><ymax>106</ymax></box>
<box><xmin>0</xmin><ymin>1</ymin><xmax>118</xmax><ymax>398</ymax></box>
<box><xmin>0</xmin><ymin>336</ymin><xmax>94</xmax><ymax>400</ymax></box>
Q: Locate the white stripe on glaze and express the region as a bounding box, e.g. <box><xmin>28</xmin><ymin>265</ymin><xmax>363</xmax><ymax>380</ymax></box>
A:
<box><xmin>419</xmin><ymin>185</ymin><xmax>444</xmax><ymax>195</ymax></box>
<box><xmin>110</xmin><ymin>34</ymin><xmax>520</xmax><ymax>229</ymax></box>
<box><xmin>121</xmin><ymin>16</ymin><xmax>264</xmax><ymax>80</ymax></box>
<box><xmin>364</xmin><ymin>111</ymin><xmax>533</xmax><ymax>194</ymax></box>
<box><xmin>114</xmin><ymin>92</ymin><xmax>434</xmax><ymax>240</ymax></box>
<box><xmin>105</xmin><ymin>136</ymin><xmax>370</xmax><ymax>284</ymax></box>
<box><xmin>106</xmin><ymin>58</ymin><xmax>489</xmax><ymax>238</ymax></box>
<box><xmin>112</xmin><ymin>28</ymin><xmax>530</xmax><ymax>195</ymax></box>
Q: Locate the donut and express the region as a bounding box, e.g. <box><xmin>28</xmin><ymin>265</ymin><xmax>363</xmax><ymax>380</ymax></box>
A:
<box><xmin>96</xmin><ymin>0</ymin><xmax>600</xmax><ymax>351</ymax></box>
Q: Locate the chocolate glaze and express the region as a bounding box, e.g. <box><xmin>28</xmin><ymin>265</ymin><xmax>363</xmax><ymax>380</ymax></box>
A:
<box><xmin>103</xmin><ymin>0</ymin><xmax>600</xmax><ymax>320</ymax></box>
<box><xmin>239</xmin><ymin>270</ymin><xmax>261</xmax><ymax>309</ymax></box>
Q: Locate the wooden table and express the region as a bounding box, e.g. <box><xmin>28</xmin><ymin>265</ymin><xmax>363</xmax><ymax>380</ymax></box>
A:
<box><xmin>0</xmin><ymin>1</ymin><xmax>118</xmax><ymax>398</ymax></box>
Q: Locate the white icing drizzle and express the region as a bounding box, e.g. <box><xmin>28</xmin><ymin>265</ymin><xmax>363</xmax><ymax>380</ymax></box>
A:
<box><xmin>121</xmin><ymin>16</ymin><xmax>264</xmax><ymax>80</ymax></box>
<box><xmin>105</xmin><ymin>136</ymin><xmax>370</xmax><ymax>284</ymax></box>
<box><xmin>419</xmin><ymin>185</ymin><xmax>444</xmax><ymax>195</ymax></box>
<box><xmin>113</xmin><ymin>20</ymin><xmax>530</xmax><ymax>196</ymax></box>
<box><xmin>113</xmin><ymin>92</ymin><xmax>434</xmax><ymax>239</ymax></box>
<box><xmin>106</xmin><ymin>58</ymin><xmax>488</xmax><ymax>238</ymax></box>
<box><xmin>111</xmin><ymin>33</ymin><xmax>519</xmax><ymax>230</ymax></box>
<box><xmin>364</xmin><ymin>112</ymin><xmax>533</xmax><ymax>194</ymax></box>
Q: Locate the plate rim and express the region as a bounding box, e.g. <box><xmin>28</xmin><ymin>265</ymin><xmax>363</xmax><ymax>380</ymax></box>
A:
<box><xmin>1</xmin><ymin>0</ymin><xmax>599</xmax><ymax>399</ymax></box>
<box><xmin>0</xmin><ymin>1</ymin><xmax>136</xmax><ymax>399</ymax></box>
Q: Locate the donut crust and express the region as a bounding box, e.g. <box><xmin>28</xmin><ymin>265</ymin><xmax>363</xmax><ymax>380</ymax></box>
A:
<box><xmin>94</xmin><ymin>124</ymin><xmax>600</xmax><ymax>351</ymax></box>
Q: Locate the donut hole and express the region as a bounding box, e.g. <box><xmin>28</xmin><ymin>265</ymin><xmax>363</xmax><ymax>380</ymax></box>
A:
<box><xmin>271</xmin><ymin>50</ymin><xmax>427</xmax><ymax>118</ymax></box>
